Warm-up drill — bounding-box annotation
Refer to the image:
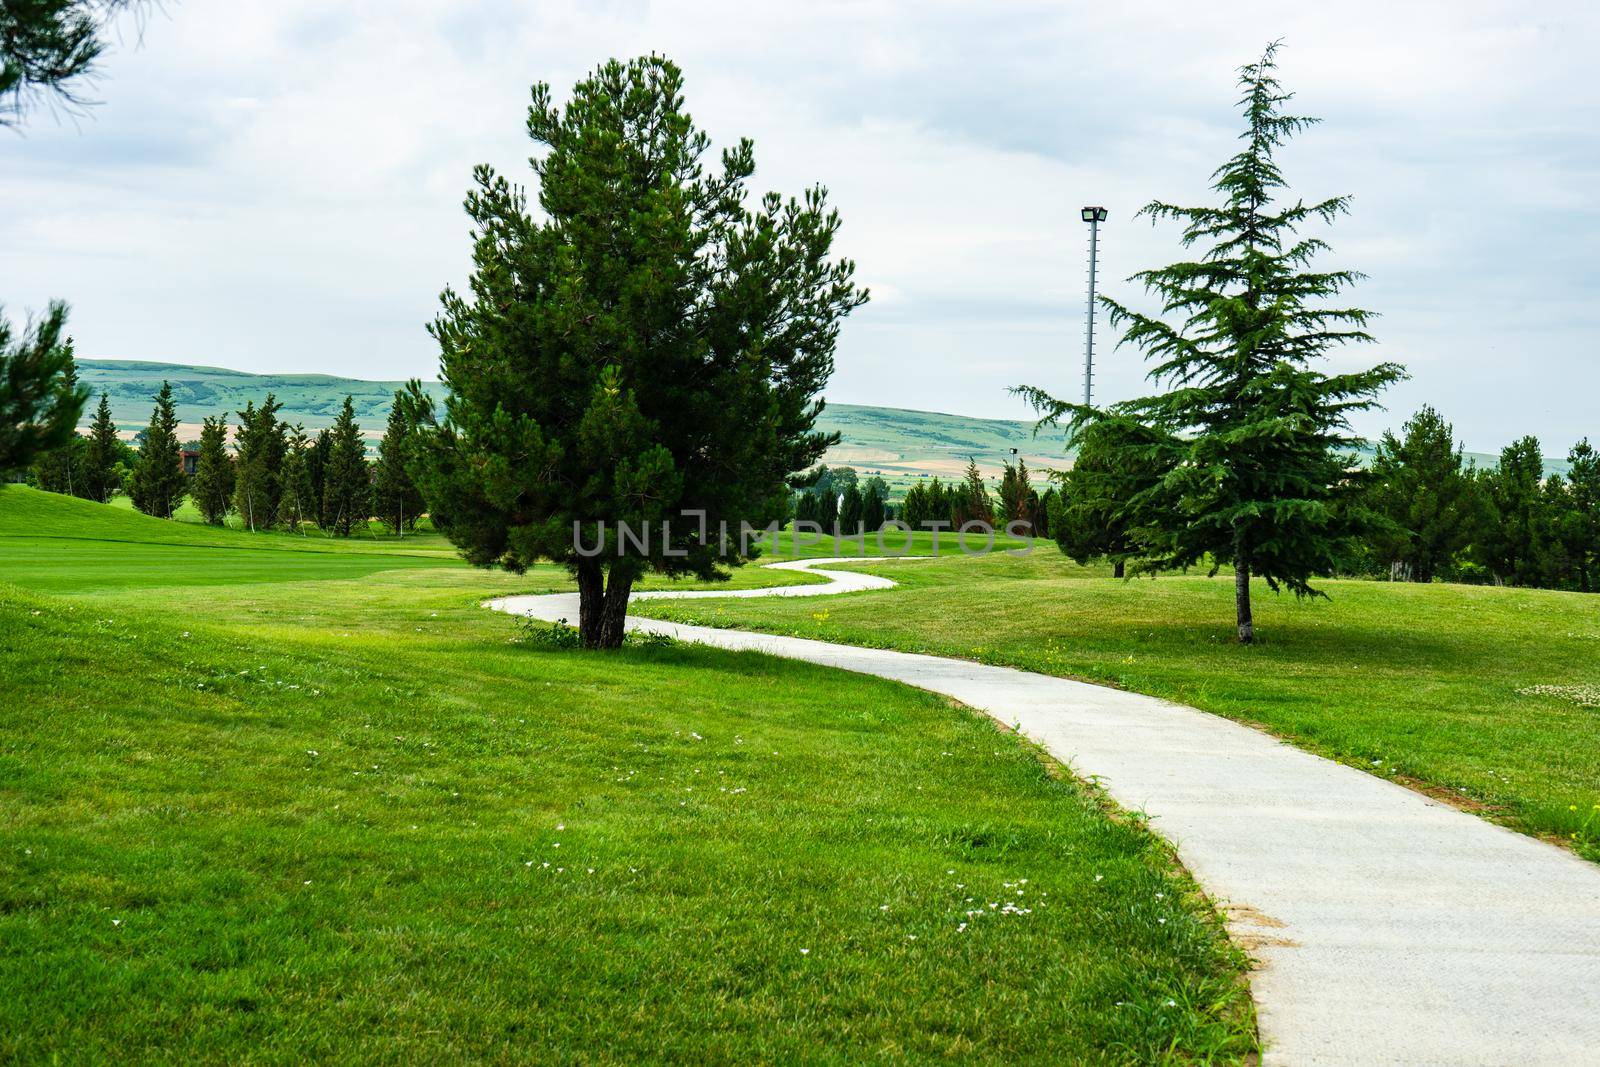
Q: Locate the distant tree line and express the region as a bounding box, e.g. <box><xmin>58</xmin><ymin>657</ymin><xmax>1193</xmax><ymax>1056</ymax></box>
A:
<box><xmin>790</xmin><ymin>457</ymin><xmax>1055</xmax><ymax>539</ymax></box>
<box><xmin>1046</xmin><ymin>403</ymin><xmax>1600</xmax><ymax>595</ymax></box>
<box><xmin>24</xmin><ymin>375</ymin><xmax>425</xmax><ymax>539</ymax></box>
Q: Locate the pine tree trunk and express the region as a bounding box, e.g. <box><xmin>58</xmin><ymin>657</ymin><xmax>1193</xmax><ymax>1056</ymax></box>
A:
<box><xmin>1234</xmin><ymin>550</ymin><xmax>1254</xmax><ymax>644</ymax></box>
<box><xmin>598</xmin><ymin>569</ymin><xmax>635</xmax><ymax>649</ymax></box>
<box><xmin>576</xmin><ymin>560</ymin><xmax>605</xmax><ymax>647</ymax></box>
<box><xmin>574</xmin><ymin>562</ymin><xmax>636</xmax><ymax>649</ymax></box>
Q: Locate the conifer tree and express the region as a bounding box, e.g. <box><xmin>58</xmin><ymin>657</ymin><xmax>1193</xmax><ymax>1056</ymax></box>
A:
<box><xmin>322</xmin><ymin>396</ymin><xmax>369</xmax><ymax>537</ymax></box>
<box><xmin>1365</xmin><ymin>406</ymin><xmax>1480</xmax><ymax>582</ymax></box>
<box><xmin>1019</xmin><ymin>42</ymin><xmax>1403</xmax><ymax>641</ymax></box>
<box><xmin>1</xmin><ymin>303</ymin><xmax>87</xmax><ymax>482</ymax></box>
<box><xmin>82</xmin><ymin>391</ymin><xmax>120</xmax><ymax>502</ymax></box>
<box><xmin>900</xmin><ymin>482</ymin><xmax>927</xmax><ymax>528</ymax></box>
<box><xmin>373</xmin><ymin>392</ymin><xmax>424</xmax><ymax>536</ymax></box>
<box><xmin>862</xmin><ymin>482</ymin><xmax>886</xmax><ymax>531</ymax></box>
<box><xmin>839</xmin><ymin>484</ymin><xmax>864</xmax><ymax>533</ymax></box>
<box><xmin>816</xmin><ymin>486</ymin><xmax>839</xmax><ymax>532</ymax></box>
<box><xmin>1053</xmin><ymin>417</ymin><xmax>1170</xmax><ymax>578</ymax></box>
<box><xmin>404</xmin><ymin>56</ymin><xmax>864</xmax><ymax>648</ymax></box>
<box><xmin>926</xmin><ymin>478</ymin><xmax>949</xmax><ymax>527</ymax></box>
<box><xmin>1035</xmin><ymin>487</ymin><xmax>1055</xmax><ymax>540</ymax></box>
<box><xmin>794</xmin><ymin>491</ymin><xmax>818</xmax><ymax>527</ymax></box>
<box><xmin>278</xmin><ymin>425</ymin><xmax>314</xmax><ymax>533</ymax></box>
<box><xmin>997</xmin><ymin>458</ymin><xmax>1035</xmax><ymax>527</ymax></box>
<box><xmin>309</xmin><ymin>427</ymin><xmax>333</xmax><ymax>528</ymax></box>
<box><xmin>953</xmin><ymin>458</ymin><xmax>993</xmax><ymax>527</ymax></box>
<box><xmin>1558</xmin><ymin>439</ymin><xmax>1600</xmax><ymax>593</ymax></box>
<box><xmin>1475</xmin><ymin>436</ymin><xmax>1548</xmax><ymax>586</ymax></box>
<box><xmin>232</xmin><ymin>394</ymin><xmax>287</xmax><ymax>532</ymax></box>
<box><xmin>190</xmin><ymin>414</ymin><xmax>234</xmax><ymax>525</ymax></box>
<box><xmin>128</xmin><ymin>380</ymin><xmax>185</xmax><ymax>517</ymax></box>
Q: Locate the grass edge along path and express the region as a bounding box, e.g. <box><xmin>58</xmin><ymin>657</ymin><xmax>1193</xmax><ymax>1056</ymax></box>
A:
<box><xmin>630</xmin><ymin>549</ymin><xmax>1600</xmax><ymax>864</ymax></box>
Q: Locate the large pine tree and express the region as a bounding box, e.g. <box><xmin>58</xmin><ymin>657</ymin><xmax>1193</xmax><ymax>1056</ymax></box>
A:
<box><xmin>373</xmin><ymin>392</ymin><xmax>424</xmax><ymax>536</ymax></box>
<box><xmin>232</xmin><ymin>394</ymin><xmax>287</xmax><ymax>532</ymax></box>
<box><xmin>405</xmin><ymin>56</ymin><xmax>865</xmax><ymax>648</ymax></box>
<box><xmin>1475</xmin><ymin>436</ymin><xmax>1549</xmax><ymax>586</ymax></box>
<box><xmin>128</xmin><ymin>380</ymin><xmax>185</xmax><ymax>518</ymax></box>
<box><xmin>321</xmin><ymin>396</ymin><xmax>369</xmax><ymax>537</ymax></box>
<box><xmin>1020</xmin><ymin>43</ymin><xmax>1404</xmax><ymax>642</ymax></box>
<box><xmin>1</xmin><ymin>303</ymin><xmax>86</xmax><ymax>482</ymax></box>
<box><xmin>1558</xmin><ymin>439</ymin><xmax>1600</xmax><ymax>593</ymax></box>
<box><xmin>190</xmin><ymin>414</ymin><xmax>235</xmax><ymax>525</ymax></box>
<box><xmin>277</xmin><ymin>424</ymin><xmax>314</xmax><ymax>533</ymax></box>
<box><xmin>1365</xmin><ymin>406</ymin><xmax>1480</xmax><ymax>582</ymax></box>
<box><xmin>82</xmin><ymin>391</ymin><xmax>121</xmax><ymax>502</ymax></box>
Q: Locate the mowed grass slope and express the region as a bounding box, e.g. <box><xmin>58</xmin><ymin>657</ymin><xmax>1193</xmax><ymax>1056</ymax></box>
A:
<box><xmin>635</xmin><ymin>547</ymin><xmax>1600</xmax><ymax>860</ymax></box>
<box><xmin>0</xmin><ymin>489</ymin><xmax>1255</xmax><ymax>1062</ymax></box>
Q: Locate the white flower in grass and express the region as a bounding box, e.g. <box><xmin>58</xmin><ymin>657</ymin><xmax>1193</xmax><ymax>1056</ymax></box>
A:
<box><xmin>799</xmin><ymin>947</ymin><xmax>810</xmax><ymax>955</ymax></box>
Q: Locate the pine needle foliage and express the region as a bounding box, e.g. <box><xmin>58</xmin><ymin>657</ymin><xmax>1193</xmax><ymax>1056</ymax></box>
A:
<box><xmin>1019</xmin><ymin>42</ymin><xmax>1405</xmax><ymax>642</ymax></box>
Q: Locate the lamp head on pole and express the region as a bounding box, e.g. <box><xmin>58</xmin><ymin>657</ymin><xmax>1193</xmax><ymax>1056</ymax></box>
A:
<box><xmin>1081</xmin><ymin>206</ymin><xmax>1108</xmax><ymax>223</ymax></box>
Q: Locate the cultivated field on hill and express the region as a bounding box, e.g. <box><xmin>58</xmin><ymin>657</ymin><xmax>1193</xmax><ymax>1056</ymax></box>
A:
<box><xmin>74</xmin><ymin>360</ymin><xmax>1569</xmax><ymax>486</ymax></box>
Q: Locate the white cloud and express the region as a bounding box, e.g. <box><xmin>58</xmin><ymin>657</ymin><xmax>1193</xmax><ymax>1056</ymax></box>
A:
<box><xmin>3</xmin><ymin>0</ymin><xmax>1598</xmax><ymax>454</ymax></box>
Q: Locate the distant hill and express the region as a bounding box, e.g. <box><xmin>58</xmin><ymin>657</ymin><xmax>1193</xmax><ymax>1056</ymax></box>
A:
<box><xmin>76</xmin><ymin>359</ymin><xmax>1073</xmax><ymax>487</ymax></box>
<box><xmin>75</xmin><ymin>359</ymin><xmax>1563</xmax><ymax>486</ymax></box>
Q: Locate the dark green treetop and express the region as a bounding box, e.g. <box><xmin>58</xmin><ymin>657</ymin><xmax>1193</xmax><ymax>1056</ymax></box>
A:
<box><xmin>1020</xmin><ymin>42</ymin><xmax>1404</xmax><ymax>641</ymax></box>
<box><xmin>321</xmin><ymin>396</ymin><xmax>369</xmax><ymax>538</ymax></box>
<box><xmin>128</xmin><ymin>380</ymin><xmax>185</xmax><ymax>518</ymax></box>
<box><xmin>405</xmin><ymin>55</ymin><xmax>866</xmax><ymax>647</ymax></box>
<box><xmin>190</xmin><ymin>413</ymin><xmax>234</xmax><ymax>525</ymax></box>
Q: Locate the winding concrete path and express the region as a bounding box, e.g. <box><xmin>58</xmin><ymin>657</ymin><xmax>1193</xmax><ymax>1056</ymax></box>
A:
<box><xmin>491</xmin><ymin>557</ymin><xmax>1600</xmax><ymax>1066</ymax></box>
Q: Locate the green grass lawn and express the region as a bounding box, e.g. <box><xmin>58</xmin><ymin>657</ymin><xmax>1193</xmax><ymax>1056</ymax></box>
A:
<box><xmin>0</xmin><ymin>487</ymin><xmax>1255</xmax><ymax>1062</ymax></box>
<box><xmin>634</xmin><ymin>546</ymin><xmax>1600</xmax><ymax>861</ymax></box>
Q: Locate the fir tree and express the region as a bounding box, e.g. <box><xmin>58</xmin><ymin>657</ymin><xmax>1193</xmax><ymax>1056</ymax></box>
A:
<box><xmin>1557</xmin><ymin>439</ymin><xmax>1600</xmax><ymax>593</ymax></box>
<box><xmin>900</xmin><ymin>482</ymin><xmax>927</xmax><ymax>528</ymax></box>
<box><xmin>1365</xmin><ymin>406</ymin><xmax>1480</xmax><ymax>582</ymax></box>
<box><xmin>1052</xmin><ymin>417</ymin><xmax>1171</xmax><ymax>578</ymax></box>
<box><xmin>373</xmin><ymin>392</ymin><xmax>424</xmax><ymax>536</ymax></box>
<box><xmin>404</xmin><ymin>57</ymin><xmax>864</xmax><ymax>648</ymax></box>
<box><xmin>82</xmin><ymin>391</ymin><xmax>120</xmax><ymax>502</ymax></box>
<box><xmin>1475</xmin><ymin>436</ymin><xmax>1548</xmax><ymax>586</ymax></box>
<box><xmin>322</xmin><ymin>396</ymin><xmax>369</xmax><ymax>537</ymax></box>
<box><xmin>190</xmin><ymin>414</ymin><xmax>234</xmax><ymax>525</ymax></box>
<box><xmin>862</xmin><ymin>481</ymin><xmax>886</xmax><ymax>532</ymax></box>
<box><xmin>997</xmin><ymin>458</ymin><xmax>1035</xmax><ymax>528</ymax></box>
<box><xmin>838</xmin><ymin>484</ymin><xmax>864</xmax><ymax>533</ymax></box>
<box><xmin>1019</xmin><ymin>42</ymin><xmax>1404</xmax><ymax>641</ymax></box>
<box><xmin>309</xmin><ymin>427</ymin><xmax>333</xmax><ymax>528</ymax></box>
<box><xmin>952</xmin><ymin>458</ymin><xmax>993</xmax><ymax>527</ymax></box>
<box><xmin>925</xmin><ymin>478</ymin><xmax>950</xmax><ymax>527</ymax></box>
<box><xmin>128</xmin><ymin>380</ymin><xmax>185</xmax><ymax>517</ymax></box>
<box><xmin>1</xmin><ymin>303</ymin><xmax>87</xmax><ymax>481</ymax></box>
<box><xmin>816</xmin><ymin>486</ymin><xmax>839</xmax><ymax>532</ymax></box>
<box><xmin>232</xmin><ymin>394</ymin><xmax>287</xmax><ymax>531</ymax></box>
<box><xmin>1035</xmin><ymin>487</ymin><xmax>1055</xmax><ymax>540</ymax></box>
<box><xmin>793</xmin><ymin>491</ymin><xmax>819</xmax><ymax>527</ymax></box>
<box><xmin>278</xmin><ymin>425</ymin><xmax>314</xmax><ymax>533</ymax></box>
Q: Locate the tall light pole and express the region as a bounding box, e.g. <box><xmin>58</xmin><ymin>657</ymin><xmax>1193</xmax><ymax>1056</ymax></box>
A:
<box><xmin>1080</xmin><ymin>206</ymin><xmax>1108</xmax><ymax>407</ymax></box>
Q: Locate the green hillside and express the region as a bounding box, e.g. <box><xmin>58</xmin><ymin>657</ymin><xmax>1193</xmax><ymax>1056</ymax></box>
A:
<box><xmin>75</xmin><ymin>359</ymin><xmax>1562</xmax><ymax>485</ymax></box>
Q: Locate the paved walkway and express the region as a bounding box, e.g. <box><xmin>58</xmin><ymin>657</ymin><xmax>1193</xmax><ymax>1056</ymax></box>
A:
<box><xmin>490</xmin><ymin>558</ymin><xmax>1600</xmax><ymax>1065</ymax></box>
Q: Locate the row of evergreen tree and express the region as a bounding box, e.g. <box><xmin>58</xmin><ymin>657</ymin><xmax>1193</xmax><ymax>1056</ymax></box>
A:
<box><xmin>29</xmin><ymin>380</ymin><xmax>426</xmax><ymax>538</ymax></box>
<box><xmin>1051</xmin><ymin>404</ymin><xmax>1600</xmax><ymax>594</ymax></box>
<box><xmin>792</xmin><ymin>466</ymin><xmax>894</xmax><ymax>531</ymax></box>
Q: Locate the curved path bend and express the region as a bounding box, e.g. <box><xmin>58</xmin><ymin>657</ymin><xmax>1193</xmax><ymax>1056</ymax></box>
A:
<box><xmin>490</xmin><ymin>557</ymin><xmax>1600</xmax><ymax>1066</ymax></box>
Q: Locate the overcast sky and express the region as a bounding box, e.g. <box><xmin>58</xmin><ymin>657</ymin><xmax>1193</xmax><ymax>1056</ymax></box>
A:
<box><xmin>5</xmin><ymin>1</ymin><xmax>1598</xmax><ymax>454</ymax></box>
